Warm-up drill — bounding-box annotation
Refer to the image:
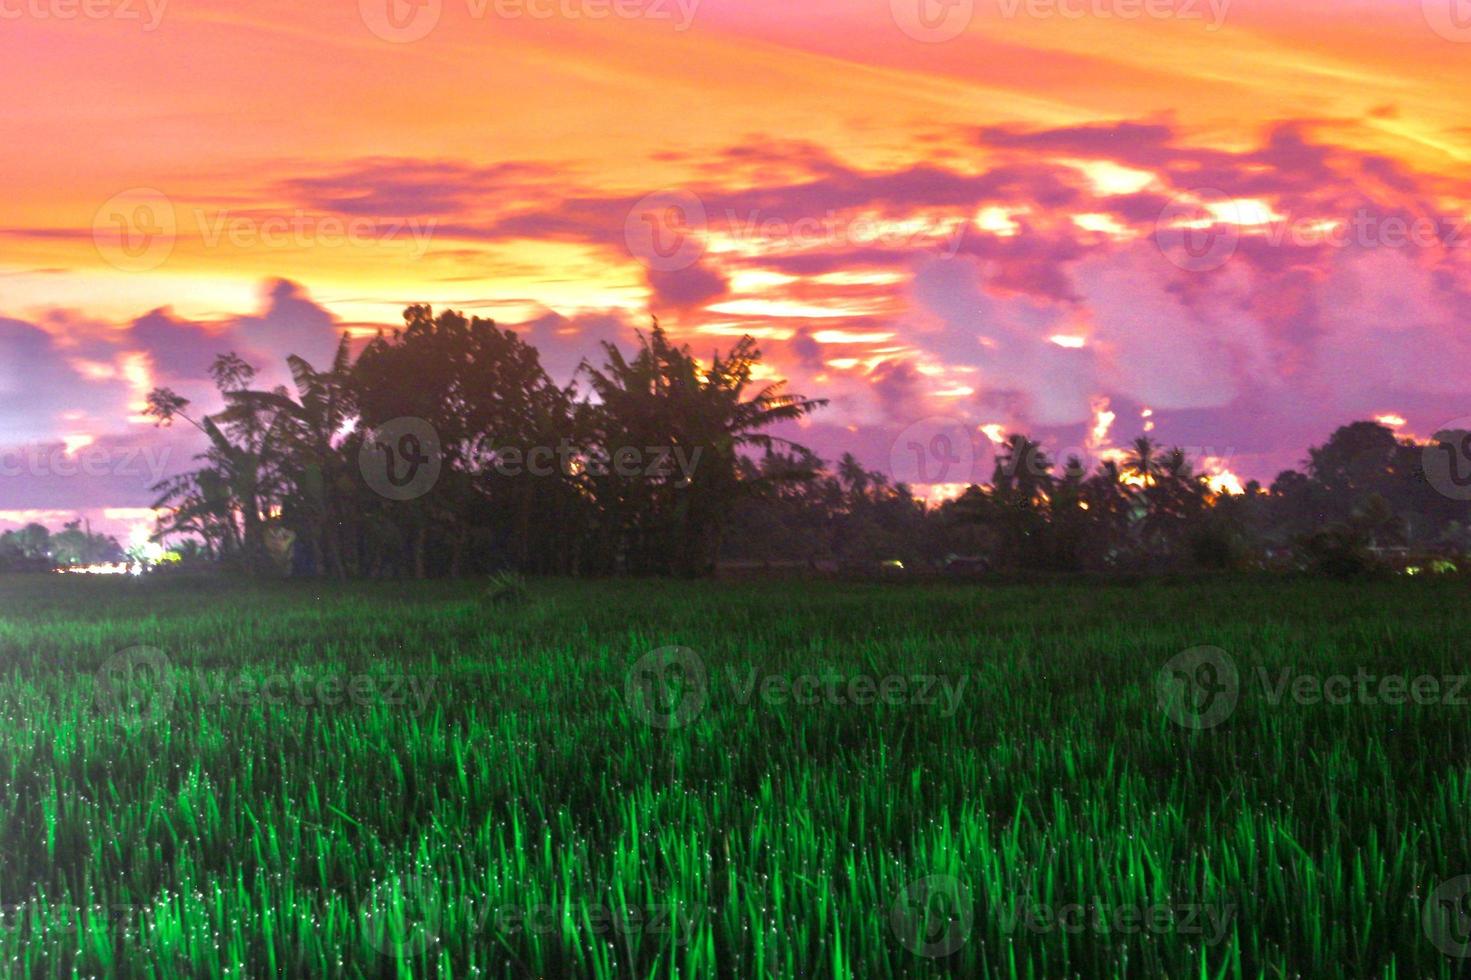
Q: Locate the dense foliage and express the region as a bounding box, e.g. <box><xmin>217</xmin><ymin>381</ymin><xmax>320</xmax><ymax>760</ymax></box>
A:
<box><xmin>725</xmin><ymin>425</ymin><xmax>1471</xmax><ymax>576</ymax></box>
<box><xmin>128</xmin><ymin>305</ymin><xmax>1471</xmax><ymax>579</ymax></box>
<box><xmin>145</xmin><ymin>306</ymin><xmax>823</xmax><ymax>578</ymax></box>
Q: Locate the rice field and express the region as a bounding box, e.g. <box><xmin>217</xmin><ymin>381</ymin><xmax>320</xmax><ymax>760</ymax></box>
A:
<box><xmin>1</xmin><ymin>572</ymin><xmax>1468</xmax><ymax>978</ymax></box>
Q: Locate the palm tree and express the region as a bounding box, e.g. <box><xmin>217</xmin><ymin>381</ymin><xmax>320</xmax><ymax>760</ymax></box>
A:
<box><xmin>1123</xmin><ymin>436</ymin><xmax>1163</xmax><ymax>488</ymax></box>
<box><xmin>146</xmin><ymin>354</ymin><xmax>285</xmax><ymax>570</ymax></box>
<box><xmin>580</xmin><ymin>322</ymin><xmax>825</xmax><ymax>576</ymax></box>
<box><xmin>221</xmin><ymin>335</ymin><xmax>356</xmax><ymax>577</ymax></box>
<box><xmin>979</xmin><ymin>433</ymin><xmax>1055</xmax><ymax>568</ymax></box>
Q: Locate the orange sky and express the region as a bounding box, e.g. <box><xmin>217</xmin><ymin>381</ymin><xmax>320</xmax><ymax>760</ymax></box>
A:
<box><xmin>3</xmin><ymin>0</ymin><xmax>1471</xmax><ymax>535</ymax></box>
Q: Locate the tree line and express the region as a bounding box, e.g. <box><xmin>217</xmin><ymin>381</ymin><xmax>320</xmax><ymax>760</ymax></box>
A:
<box><xmin>0</xmin><ymin>520</ymin><xmax>125</xmax><ymax>571</ymax></box>
<box><xmin>9</xmin><ymin>304</ymin><xmax>1466</xmax><ymax>579</ymax></box>
<box><xmin>722</xmin><ymin>424</ymin><xmax>1471</xmax><ymax>577</ymax></box>
<box><xmin>143</xmin><ymin>305</ymin><xmax>823</xmax><ymax>577</ymax></box>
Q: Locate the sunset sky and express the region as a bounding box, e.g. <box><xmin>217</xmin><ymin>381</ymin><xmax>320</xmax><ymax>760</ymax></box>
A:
<box><xmin>4</xmin><ymin>0</ymin><xmax>1471</xmax><ymax>539</ymax></box>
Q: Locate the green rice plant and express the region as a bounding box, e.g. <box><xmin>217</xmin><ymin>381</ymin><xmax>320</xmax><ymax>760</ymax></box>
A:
<box><xmin>0</xmin><ymin>574</ymin><xmax>1466</xmax><ymax>976</ymax></box>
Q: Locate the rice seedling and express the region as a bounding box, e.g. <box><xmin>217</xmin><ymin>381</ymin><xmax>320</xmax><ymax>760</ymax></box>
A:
<box><xmin>0</xmin><ymin>573</ymin><xmax>1467</xmax><ymax>977</ymax></box>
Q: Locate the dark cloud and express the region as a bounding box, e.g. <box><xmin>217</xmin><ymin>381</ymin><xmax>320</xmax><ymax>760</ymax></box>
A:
<box><xmin>646</xmin><ymin>262</ymin><xmax>730</xmax><ymax>311</ymax></box>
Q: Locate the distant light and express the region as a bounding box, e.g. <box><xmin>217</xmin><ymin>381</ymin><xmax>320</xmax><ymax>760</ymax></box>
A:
<box><xmin>1376</xmin><ymin>413</ymin><xmax>1407</xmax><ymax>428</ymax></box>
<box><xmin>57</xmin><ymin>562</ymin><xmax>141</xmax><ymax>576</ymax></box>
<box><xmin>1048</xmin><ymin>335</ymin><xmax>1087</xmax><ymax>349</ymax></box>
<box><xmin>1205</xmin><ymin>463</ymin><xmax>1245</xmax><ymax>496</ymax></box>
